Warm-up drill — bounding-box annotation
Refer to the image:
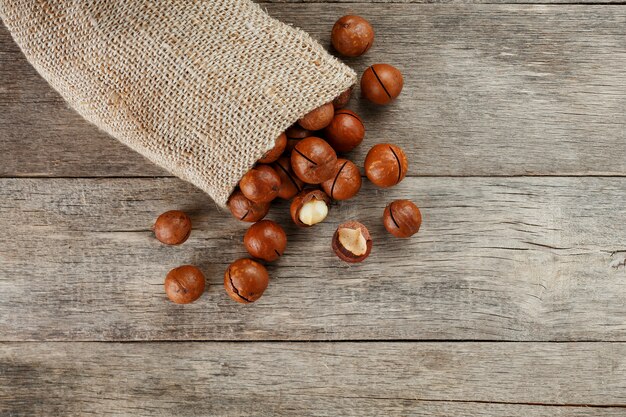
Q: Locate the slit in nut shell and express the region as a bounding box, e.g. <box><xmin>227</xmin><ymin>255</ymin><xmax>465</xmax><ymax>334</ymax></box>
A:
<box><xmin>224</xmin><ymin>258</ymin><xmax>269</xmax><ymax>304</ymax></box>
<box><xmin>272</xmin><ymin>156</ymin><xmax>304</xmax><ymax>200</ymax></box>
<box><xmin>291</xmin><ymin>137</ymin><xmax>338</xmax><ymax>184</ymax></box>
<box><xmin>364</xmin><ymin>143</ymin><xmax>408</xmax><ymax>188</ymax></box>
<box><xmin>332</xmin><ymin>221</ymin><xmax>372</xmax><ymax>263</ymax></box>
<box><xmin>361</xmin><ymin>64</ymin><xmax>403</xmax><ymax>105</ymax></box>
<box><xmin>321</xmin><ymin>158</ymin><xmax>361</xmax><ymax>201</ymax></box>
<box><xmin>226</xmin><ymin>190</ymin><xmax>270</xmax><ymax>222</ymax></box>
<box><xmin>383</xmin><ymin>199</ymin><xmax>422</xmax><ymax>238</ymax></box>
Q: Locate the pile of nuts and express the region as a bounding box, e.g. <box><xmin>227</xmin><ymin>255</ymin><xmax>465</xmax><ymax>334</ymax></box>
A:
<box><xmin>155</xmin><ymin>15</ymin><xmax>422</xmax><ymax>305</ymax></box>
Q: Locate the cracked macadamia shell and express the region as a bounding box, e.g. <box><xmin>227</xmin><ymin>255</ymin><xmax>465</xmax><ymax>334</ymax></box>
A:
<box><xmin>321</xmin><ymin>158</ymin><xmax>362</xmax><ymax>201</ymax></box>
<box><xmin>164</xmin><ymin>265</ymin><xmax>206</xmax><ymax>304</ymax></box>
<box><xmin>290</xmin><ymin>189</ymin><xmax>331</xmax><ymax>227</ymax></box>
<box><xmin>332</xmin><ymin>221</ymin><xmax>373</xmax><ymax>263</ymax></box>
<box><xmin>224</xmin><ymin>258</ymin><xmax>269</xmax><ymax>304</ymax></box>
<box><xmin>383</xmin><ymin>199</ymin><xmax>422</xmax><ymax>238</ymax></box>
<box><xmin>291</xmin><ymin>137</ymin><xmax>338</xmax><ymax>184</ymax></box>
<box><xmin>361</xmin><ymin>64</ymin><xmax>403</xmax><ymax>105</ymax></box>
<box><xmin>364</xmin><ymin>143</ymin><xmax>408</xmax><ymax>188</ymax></box>
<box><xmin>273</xmin><ymin>156</ymin><xmax>304</xmax><ymax>200</ymax></box>
<box><xmin>285</xmin><ymin>124</ymin><xmax>313</xmax><ymax>153</ymax></box>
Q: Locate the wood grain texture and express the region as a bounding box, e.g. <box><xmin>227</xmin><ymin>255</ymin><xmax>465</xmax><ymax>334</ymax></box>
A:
<box><xmin>1</xmin><ymin>342</ymin><xmax>626</xmax><ymax>416</ymax></box>
<box><xmin>1</xmin><ymin>177</ymin><xmax>625</xmax><ymax>341</ymax></box>
<box><xmin>2</xmin><ymin>5</ymin><xmax>625</xmax><ymax>178</ymax></box>
<box><xmin>3</xmin><ymin>2</ymin><xmax>626</xmax><ymax>410</ymax></box>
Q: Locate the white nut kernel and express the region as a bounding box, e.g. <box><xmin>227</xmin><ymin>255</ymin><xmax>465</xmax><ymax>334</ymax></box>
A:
<box><xmin>299</xmin><ymin>199</ymin><xmax>328</xmax><ymax>226</ymax></box>
<box><xmin>338</xmin><ymin>227</ymin><xmax>367</xmax><ymax>256</ymax></box>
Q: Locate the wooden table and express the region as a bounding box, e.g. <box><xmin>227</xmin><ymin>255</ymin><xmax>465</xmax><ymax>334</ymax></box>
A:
<box><xmin>1</xmin><ymin>2</ymin><xmax>626</xmax><ymax>415</ymax></box>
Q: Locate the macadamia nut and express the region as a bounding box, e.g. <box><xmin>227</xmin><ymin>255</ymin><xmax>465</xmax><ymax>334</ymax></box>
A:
<box><xmin>332</xmin><ymin>221</ymin><xmax>372</xmax><ymax>263</ymax></box>
<box><xmin>290</xmin><ymin>189</ymin><xmax>331</xmax><ymax>227</ymax></box>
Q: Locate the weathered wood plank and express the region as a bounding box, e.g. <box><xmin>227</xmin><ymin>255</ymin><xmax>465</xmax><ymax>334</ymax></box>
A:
<box><xmin>1</xmin><ymin>177</ymin><xmax>625</xmax><ymax>341</ymax></box>
<box><xmin>2</xmin><ymin>5</ymin><xmax>625</xmax><ymax>178</ymax></box>
<box><xmin>1</xmin><ymin>342</ymin><xmax>625</xmax><ymax>416</ymax></box>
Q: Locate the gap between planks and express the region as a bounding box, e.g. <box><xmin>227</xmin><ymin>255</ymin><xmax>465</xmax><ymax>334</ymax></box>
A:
<box><xmin>2</xmin><ymin>341</ymin><xmax>626</xmax><ymax>414</ymax></box>
<box><xmin>2</xmin><ymin>339</ymin><xmax>626</xmax><ymax>343</ymax></box>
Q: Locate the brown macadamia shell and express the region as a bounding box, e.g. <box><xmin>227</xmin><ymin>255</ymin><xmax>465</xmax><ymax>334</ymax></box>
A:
<box><xmin>244</xmin><ymin>220</ymin><xmax>287</xmax><ymax>262</ymax></box>
<box><xmin>364</xmin><ymin>143</ymin><xmax>408</xmax><ymax>188</ymax></box>
<box><xmin>331</xmin><ymin>15</ymin><xmax>374</xmax><ymax>57</ymax></box>
<box><xmin>323</xmin><ymin>109</ymin><xmax>365</xmax><ymax>153</ymax></box>
<box><xmin>361</xmin><ymin>64</ymin><xmax>404</xmax><ymax>105</ymax></box>
<box><xmin>291</xmin><ymin>137</ymin><xmax>338</xmax><ymax>184</ymax></box>
<box><xmin>298</xmin><ymin>102</ymin><xmax>334</xmax><ymax>131</ymax></box>
<box><xmin>332</xmin><ymin>221</ymin><xmax>373</xmax><ymax>263</ymax></box>
<box><xmin>224</xmin><ymin>258</ymin><xmax>269</xmax><ymax>304</ymax></box>
<box><xmin>285</xmin><ymin>124</ymin><xmax>313</xmax><ymax>153</ymax></box>
<box><xmin>321</xmin><ymin>159</ymin><xmax>362</xmax><ymax>201</ymax></box>
<box><xmin>239</xmin><ymin>164</ymin><xmax>281</xmax><ymax>203</ymax></box>
<box><xmin>383</xmin><ymin>199</ymin><xmax>422</xmax><ymax>238</ymax></box>
<box><xmin>154</xmin><ymin>210</ymin><xmax>192</xmax><ymax>245</ymax></box>
<box><xmin>164</xmin><ymin>265</ymin><xmax>206</xmax><ymax>304</ymax></box>
<box><xmin>227</xmin><ymin>190</ymin><xmax>270</xmax><ymax>222</ymax></box>
<box><xmin>273</xmin><ymin>156</ymin><xmax>304</xmax><ymax>200</ymax></box>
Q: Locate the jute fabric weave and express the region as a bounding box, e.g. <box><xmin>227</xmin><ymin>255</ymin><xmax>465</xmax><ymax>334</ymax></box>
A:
<box><xmin>0</xmin><ymin>0</ymin><xmax>356</xmax><ymax>207</ymax></box>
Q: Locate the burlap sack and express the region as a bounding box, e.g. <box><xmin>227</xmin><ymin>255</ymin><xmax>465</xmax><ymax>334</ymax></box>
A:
<box><xmin>0</xmin><ymin>0</ymin><xmax>356</xmax><ymax>207</ymax></box>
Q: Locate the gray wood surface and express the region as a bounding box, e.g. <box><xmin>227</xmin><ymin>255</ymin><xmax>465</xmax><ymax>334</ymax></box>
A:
<box><xmin>2</xmin><ymin>177</ymin><xmax>625</xmax><ymax>341</ymax></box>
<box><xmin>2</xmin><ymin>5</ymin><xmax>625</xmax><ymax>178</ymax></box>
<box><xmin>1</xmin><ymin>342</ymin><xmax>625</xmax><ymax>416</ymax></box>
<box><xmin>2</xmin><ymin>0</ymin><xmax>626</xmax><ymax>414</ymax></box>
